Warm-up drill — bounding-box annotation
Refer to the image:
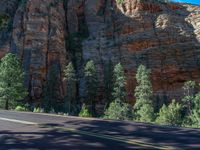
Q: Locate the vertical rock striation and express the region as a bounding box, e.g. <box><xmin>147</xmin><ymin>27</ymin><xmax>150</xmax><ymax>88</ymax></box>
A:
<box><xmin>11</xmin><ymin>0</ymin><xmax>67</xmax><ymax>101</ymax></box>
<box><xmin>72</xmin><ymin>0</ymin><xmax>200</xmax><ymax>103</ymax></box>
<box><xmin>0</xmin><ymin>0</ymin><xmax>200</xmax><ymax>104</ymax></box>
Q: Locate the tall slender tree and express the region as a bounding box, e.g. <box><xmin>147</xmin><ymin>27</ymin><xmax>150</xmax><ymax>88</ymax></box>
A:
<box><xmin>182</xmin><ymin>81</ymin><xmax>196</xmax><ymax>115</ymax></box>
<box><xmin>63</xmin><ymin>62</ymin><xmax>77</xmax><ymax>114</ymax></box>
<box><xmin>0</xmin><ymin>53</ymin><xmax>27</xmax><ymax>110</ymax></box>
<box><xmin>104</xmin><ymin>63</ymin><xmax>131</xmax><ymax>120</ymax></box>
<box><xmin>112</xmin><ymin>63</ymin><xmax>126</xmax><ymax>103</ymax></box>
<box><xmin>103</xmin><ymin>59</ymin><xmax>114</xmax><ymax>108</ymax></box>
<box><xmin>134</xmin><ymin>64</ymin><xmax>154</xmax><ymax>122</ymax></box>
<box><xmin>84</xmin><ymin>60</ymin><xmax>97</xmax><ymax>116</ymax></box>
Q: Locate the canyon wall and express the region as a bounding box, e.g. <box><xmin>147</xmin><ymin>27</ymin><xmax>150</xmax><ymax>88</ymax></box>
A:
<box><xmin>0</xmin><ymin>0</ymin><xmax>200</xmax><ymax>105</ymax></box>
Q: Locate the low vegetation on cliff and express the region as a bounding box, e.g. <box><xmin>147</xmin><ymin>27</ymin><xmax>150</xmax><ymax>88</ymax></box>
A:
<box><xmin>0</xmin><ymin>53</ymin><xmax>200</xmax><ymax>128</ymax></box>
<box><xmin>0</xmin><ymin>13</ymin><xmax>10</xmax><ymax>30</ymax></box>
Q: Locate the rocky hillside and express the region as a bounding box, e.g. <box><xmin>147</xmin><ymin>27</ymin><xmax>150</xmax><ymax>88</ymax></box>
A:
<box><xmin>0</xmin><ymin>0</ymin><xmax>200</xmax><ymax>104</ymax></box>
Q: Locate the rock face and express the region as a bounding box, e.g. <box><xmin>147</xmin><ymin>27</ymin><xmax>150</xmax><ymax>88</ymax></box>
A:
<box><xmin>11</xmin><ymin>0</ymin><xmax>67</xmax><ymax>102</ymax></box>
<box><xmin>0</xmin><ymin>0</ymin><xmax>200</xmax><ymax>104</ymax></box>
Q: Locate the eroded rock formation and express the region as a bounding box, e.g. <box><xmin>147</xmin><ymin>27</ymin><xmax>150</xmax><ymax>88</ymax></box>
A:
<box><xmin>0</xmin><ymin>0</ymin><xmax>200</xmax><ymax>104</ymax></box>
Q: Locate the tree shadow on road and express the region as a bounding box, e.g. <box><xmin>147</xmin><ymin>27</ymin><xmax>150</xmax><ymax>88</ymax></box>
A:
<box><xmin>0</xmin><ymin>118</ymin><xmax>200</xmax><ymax>150</ymax></box>
<box><xmin>61</xmin><ymin>118</ymin><xmax>200</xmax><ymax>149</ymax></box>
<box><xmin>0</xmin><ymin>125</ymin><xmax>142</xmax><ymax>150</ymax></box>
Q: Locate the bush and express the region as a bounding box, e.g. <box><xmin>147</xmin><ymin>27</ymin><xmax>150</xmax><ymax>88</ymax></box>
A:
<box><xmin>104</xmin><ymin>101</ymin><xmax>131</xmax><ymax>120</ymax></box>
<box><xmin>79</xmin><ymin>104</ymin><xmax>91</xmax><ymax>118</ymax></box>
<box><xmin>189</xmin><ymin>93</ymin><xmax>200</xmax><ymax>127</ymax></box>
<box><xmin>33</xmin><ymin>107</ymin><xmax>44</xmax><ymax>113</ymax></box>
<box><xmin>15</xmin><ymin>106</ymin><xmax>26</xmax><ymax>111</ymax></box>
<box><xmin>116</xmin><ymin>0</ymin><xmax>124</xmax><ymax>4</ymax></box>
<box><xmin>0</xmin><ymin>14</ymin><xmax>10</xmax><ymax>29</ymax></box>
<box><xmin>136</xmin><ymin>103</ymin><xmax>155</xmax><ymax>123</ymax></box>
<box><xmin>156</xmin><ymin>100</ymin><xmax>183</xmax><ymax>126</ymax></box>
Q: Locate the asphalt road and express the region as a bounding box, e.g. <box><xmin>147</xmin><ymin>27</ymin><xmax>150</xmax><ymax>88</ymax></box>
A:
<box><xmin>0</xmin><ymin>110</ymin><xmax>200</xmax><ymax>150</ymax></box>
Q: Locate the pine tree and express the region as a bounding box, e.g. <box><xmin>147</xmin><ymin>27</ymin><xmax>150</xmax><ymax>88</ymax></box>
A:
<box><xmin>104</xmin><ymin>100</ymin><xmax>131</xmax><ymax>120</ymax></box>
<box><xmin>137</xmin><ymin>103</ymin><xmax>155</xmax><ymax>122</ymax></box>
<box><xmin>104</xmin><ymin>63</ymin><xmax>131</xmax><ymax>120</ymax></box>
<box><xmin>156</xmin><ymin>100</ymin><xmax>183</xmax><ymax>126</ymax></box>
<box><xmin>103</xmin><ymin>59</ymin><xmax>113</xmax><ymax>108</ymax></box>
<box><xmin>182</xmin><ymin>81</ymin><xmax>196</xmax><ymax>115</ymax></box>
<box><xmin>84</xmin><ymin>60</ymin><xmax>97</xmax><ymax>116</ymax></box>
<box><xmin>134</xmin><ymin>64</ymin><xmax>154</xmax><ymax>122</ymax></box>
<box><xmin>112</xmin><ymin>63</ymin><xmax>126</xmax><ymax>103</ymax></box>
<box><xmin>63</xmin><ymin>62</ymin><xmax>77</xmax><ymax>114</ymax></box>
<box><xmin>189</xmin><ymin>93</ymin><xmax>200</xmax><ymax>127</ymax></box>
<box><xmin>0</xmin><ymin>53</ymin><xmax>27</xmax><ymax>110</ymax></box>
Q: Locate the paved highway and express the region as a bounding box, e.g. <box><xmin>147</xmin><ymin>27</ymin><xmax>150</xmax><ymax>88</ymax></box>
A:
<box><xmin>0</xmin><ymin>110</ymin><xmax>200</xmax><ymax>150</ymax></box>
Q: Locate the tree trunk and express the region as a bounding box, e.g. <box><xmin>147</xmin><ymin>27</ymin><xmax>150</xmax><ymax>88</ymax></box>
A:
<box><xmin>91</xmin><ymin>100</ymin><xmax>96</xmax><ymax>117</ymax></box>
<box><xmin>5</xmin><ymin>99</ymin><xmax>8</xmax><ymax>110</ymax></box>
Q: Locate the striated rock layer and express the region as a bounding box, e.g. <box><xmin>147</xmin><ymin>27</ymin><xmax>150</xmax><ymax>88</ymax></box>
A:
<box><xmin>0</xmin><ymin>0</ymin><xmax>200</xmax><ymax>104</ymax></box>
<box><xmin>12</xmin><ymin>0</ymin><xmax>67</xmax><ymax>102</ymax></box>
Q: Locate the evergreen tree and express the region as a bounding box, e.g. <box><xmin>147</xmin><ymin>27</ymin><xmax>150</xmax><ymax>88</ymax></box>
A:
<box><xmin>112</xmin><ymin>63</ymin><xmax>126</xmax><ymax>103</ymax></box>
<box><xmin>0</xmin><ymin>53</ymin><xmax>27</xmax><ymax>110</ymax></box>
<box><xmin>104</xmin><ymin>63</ymin><xmax>131</xmax><ymax>120</ymax></box>
<box><xmin>103</xmin><ymin>59</ymin><xmax>113</xmax><ymax>108</ymax></box>
<box><xmin>63</xmin><ymin>62</ymin><xmax>77</xmax><ymax>114</ymax></box>
<box><xmin>84</xmin><ymin>60</ymin><xmax>97</xmax><ymax>116</ymax></box>
<box><xmin>189</xmin><ymin>93</ymin><xmax>200</xmax><ymax>127</ymax></box>
<box><xmin>182</xmin><ymin>81</ymin><xmax>196</xmax><ymax>115</ymax></box>
<box><xmin>156</xmin><ymin>100</ymin><xmax>183</xmax><ymax>126</ymax></box>
<box><xmin>134</xmin><ymin>64</ymin><xmax>154</xmax><ymax>122</ymax></box>
<box><xmin>137</xmin><ymin>103</ymin><xmax>155</xmax><ymax>122</ymax></box>
<box><xmin>104</xmin><ymin>100</ymin><xmax>131</xmax><ymax>120</ymax></box>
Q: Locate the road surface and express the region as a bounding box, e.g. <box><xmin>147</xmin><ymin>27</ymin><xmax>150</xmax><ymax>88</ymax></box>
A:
<box><xmin>0</xmin><ymin>110</ymin><xmax>200</xmax><ymax>150</ymax></box>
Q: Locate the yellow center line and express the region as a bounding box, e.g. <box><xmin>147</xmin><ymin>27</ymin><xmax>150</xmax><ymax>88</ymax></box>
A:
<box><xmin>43</xmin><ymin>125</ymin><xmax>175</xmax><ymax>150</ymax></box>
<box><xmin>0</xmin><ymin>117</ymin><xmax>175</xmax><ymax>150</ymax></box>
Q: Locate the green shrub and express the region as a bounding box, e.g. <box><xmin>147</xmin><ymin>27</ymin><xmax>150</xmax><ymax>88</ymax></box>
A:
<box><xmin>15</xmin><ymin>106</ymin><xmax>26</xmax><ymax>111</ymax></box>
<box><xmin>189</xmin><ymin>93</ymin><xmax>200</xmax><ymax>128</ymax></box>
<box><xmin>33</xmin><ymin>107</ymin><xmax>44</xmax><ymax>113</ymax></box>
<box><xmin>104</xmin><ymin>101</ymin><xmax>131</xmax><ymax>120</ymax></box>
<box><xmin>116</xmin><ymin>0</ymin><xmax>124</xmax><ymax>4</ymax></box>
<box><xmin>0</xmin><ymin>13</ymin><xmax>10</xmax><ymax>30</ymax></box>
<box><xmin>136</xmin><ymin>103</ymin><xmax>155</xmax><ymax>123</ymax></box>
<box><xmin>156</xmin><ymin>100</ymin><xmax>183</xmax><ymax>126</ymax></box>
<box><xmin>79</xmin><ymin>104</ymin><xmax>91</xmax><ymax>118</ymax></box>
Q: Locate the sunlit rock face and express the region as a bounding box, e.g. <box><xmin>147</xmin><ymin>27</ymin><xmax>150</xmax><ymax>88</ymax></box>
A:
<box><xmin>0</xmin><ymin>0</ymin><xmax>200</xmax><ymax>104</ymax></box>
<box><xmin>80</xmin><ymin>0</ymin><xmax>200</xmax><ymax>104</ymax></box>
<box><xmin>11</xmin><ymin>0</ymin><xmax>67</xmax><ymax>101</ymax></box>
<box><xmin>0</xmin><ymin>0</ymin><xmax>67</xmax><ymax>101</ymax></box>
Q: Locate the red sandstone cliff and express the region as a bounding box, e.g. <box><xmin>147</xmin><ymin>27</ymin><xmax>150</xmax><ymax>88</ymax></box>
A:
<box><xmin>0</xmin><ymin>0</ymin><xmax>200</xmax><ymax>104</ymax></box>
